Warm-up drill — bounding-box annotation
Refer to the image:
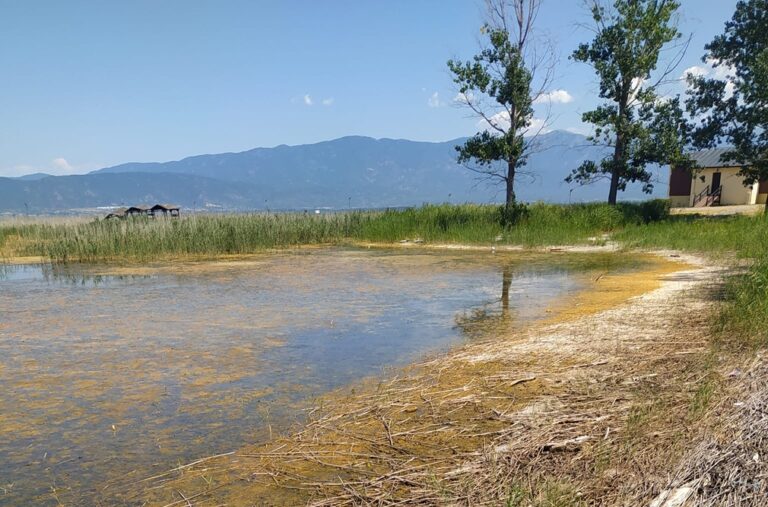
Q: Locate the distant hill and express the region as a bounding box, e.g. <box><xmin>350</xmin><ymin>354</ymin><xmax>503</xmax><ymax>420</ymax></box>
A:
<box><xmin>2</xmin><ymin>131</ymin><xmax>668</xmax><ymax>213</ymax></box>
<box><xmin>0</xmin><ymin>173</ymin><xmax>260</xmax><ymax>212</ymax></box>
<box><xmin>14</xmin><ymin>172</ymin><xmax>53</xmax><ymax>181</ymax></box>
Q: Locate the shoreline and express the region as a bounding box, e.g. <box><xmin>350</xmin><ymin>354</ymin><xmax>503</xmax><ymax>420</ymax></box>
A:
<box><xmin>0</xmin><ymin>240</ymin><xmax>621</xmax><ymax>269</ymax></box>
<box><xmin>116</xmin><ymin>250</ymin><xmax>724</xmax><ymax>506</ymax></box>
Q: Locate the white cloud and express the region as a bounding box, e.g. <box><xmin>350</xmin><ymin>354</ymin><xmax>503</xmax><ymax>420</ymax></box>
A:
<box><xmin>534</xmin><ymin>89</ymin><xmax>574</xmax><ymax>104</ymax></box>
<box><xmin>479</xmin><ymin>110</ymin><xmax>510</xmax><ymax>130</ymax></box>
<box><xmin>427</xmin><ymin>91</ymin><xmax>443</xmax><ymax>108</ymax></box>
<box><xmin>453</xmin><ymin>91</ymin><xmax>474</xmax><ymax>104</ymax></box>
<box><xmin>682</xmin><ymin>59</ymin><xmax>737</xmax><ymax>98</ymax></box>
<box><xmin>322</xmin><ymin>97</ymin><xmax>334</xmax><ymax>106</ymax></box>
<box><xmin>52</xmin><ymin>157</ymin><xmax>73</xmax><ymax>172</ymax></box>
<box><xmin>525</xmin><ymin>117</ymin><xmax>551</xmax><ymax>136</ymax></box>
<box><xmin>628</xmin><ymin>77</ymin><xmax>647</xmax><ymax>103</ymax></box>
<box><xmin>477</xmin><ymin>112</ymin><xmax>550</xmax><ymax>136</ymax></box>
<box><xmin>0</xmin><ymin>164</ymin><xmax>36</xmax><ymax>177</ymax></box>
<box><xmin>303</xmin><ymin>94</ymin><xmax>313</xmax><ymax>106</ymax></box>
<box><xmin>0</xmin><ymin>157</ymin><xmax>87</xmax><ymax>177</ymax></box>
<box><xmin>708</xmin><ymin>58</ymin><xmax>734</xmax><ymax>81</ymax></box>
<box><xmin>682</xmin><ymin>65</ymin><xmax>707</xmax><ymax>79</ymax></box>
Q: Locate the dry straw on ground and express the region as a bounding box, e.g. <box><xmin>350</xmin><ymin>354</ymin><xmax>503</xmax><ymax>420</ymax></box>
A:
<box><xmin>651</xmin><ymin>352</ymin><xmax>768</xmax><ymax>507</ymax></box>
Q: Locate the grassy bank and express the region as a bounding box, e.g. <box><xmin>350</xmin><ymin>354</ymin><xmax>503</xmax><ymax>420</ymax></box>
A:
<box><xmin>0</xmin><ymin>200</ymin><xmax>668</xmax><ymax>263</ymax></box>
<box><xmin>616</xmin><ymin>214</ymin><xmax>768</xmax><ymax>350</ymax></box>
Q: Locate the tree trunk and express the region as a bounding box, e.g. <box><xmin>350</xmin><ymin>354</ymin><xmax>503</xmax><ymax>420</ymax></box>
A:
<box><xmin>505</xmin><ymin>159</ymin><xmax>517</xmax><ymax>209</ymax></box>
<box><xmin>609</xmin><ymin>89</ymin><xmax>629</xmax><ymax>206</ymax></box>
<box><xmin>608</xmin><ymin>131</ymin><xmax>625</xmax><ymax>206</ymax></box>
<box><xmin>608</xmin><ymin>167</ymin><xmax>620</xmax><ymax>205</ymax></box>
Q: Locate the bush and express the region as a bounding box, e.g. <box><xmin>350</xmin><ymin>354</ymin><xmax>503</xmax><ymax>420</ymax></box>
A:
<box><xmin>496</xmin><ymin>202</ymin><xmax>530</xmax><ymax>227</ymax></box>
<box><xmin>617</xmin><ymin>199</ymin><xmax>670</xmax><ymax>224</ymax></box>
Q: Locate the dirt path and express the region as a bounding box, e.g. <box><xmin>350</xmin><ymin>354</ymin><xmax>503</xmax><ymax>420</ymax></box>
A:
<box><xmin>114</xmin><ymin>252</ymin><xmax>731</xmax><ymax>506</ymax></box>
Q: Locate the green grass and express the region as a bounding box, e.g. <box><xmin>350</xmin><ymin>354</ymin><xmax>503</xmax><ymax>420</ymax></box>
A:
<box><xmin>0</xmin><ymin>200</ymin><xmax>670</xmax><ymax>263</ymax></box>
<box><xmin>616</xmin><ymin>212</ymin><xmax>768</xmax><ymax>350</ymax></box>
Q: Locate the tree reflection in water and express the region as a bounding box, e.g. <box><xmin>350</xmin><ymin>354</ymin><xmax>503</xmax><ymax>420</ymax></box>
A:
<box><xmin>455</xmin><ymin>265</ymin><xmax>515</xmax><ymax>338</ymax></box>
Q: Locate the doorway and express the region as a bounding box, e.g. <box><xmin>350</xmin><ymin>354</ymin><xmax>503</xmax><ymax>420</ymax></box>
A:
<box><xmin>711</xmin><ymin>172</ymin><xmax>722</xmax><ymax>192</ymax></box>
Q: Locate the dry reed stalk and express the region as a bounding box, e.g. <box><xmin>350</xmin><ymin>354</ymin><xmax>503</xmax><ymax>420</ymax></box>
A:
<box><xmin>650</xmin><ymin>353</ymin><xmax>768</xmax><ymax>507</ymax></box>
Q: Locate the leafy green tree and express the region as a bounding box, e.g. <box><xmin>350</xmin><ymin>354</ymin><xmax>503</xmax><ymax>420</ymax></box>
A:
<box><xmin>566</xmin><ymin>0</ymin><xmax>690</xmax><ymax>205</ymax></box>
<box><xmin>448</xmin><ymin>0</ymin><xmax>552</xmax><ymax>217</ymax></box>
<box><xmin>687</xmin><ymin>0</ymin><xmax>768</xmax><ymax>206</ymax></box>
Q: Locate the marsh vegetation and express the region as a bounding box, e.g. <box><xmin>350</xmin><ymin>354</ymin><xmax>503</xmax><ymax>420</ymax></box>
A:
<box><xmin>0</xmin><ymin>201</ymin><xmax>669</xmax><ymax>263</ymax></box>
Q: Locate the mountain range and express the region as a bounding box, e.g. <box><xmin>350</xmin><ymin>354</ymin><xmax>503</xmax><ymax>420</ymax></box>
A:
<box><xmin>1</xmin><ymin>131</ymin><xmax>668</xmax><ymax>213</ymax></box>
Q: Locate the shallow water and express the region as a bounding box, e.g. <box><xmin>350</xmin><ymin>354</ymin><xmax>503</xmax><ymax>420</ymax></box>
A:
<box><xmin>0</xmin><ymin>248</ymin><xmax>637</xmax><ymax>505</ymax></box>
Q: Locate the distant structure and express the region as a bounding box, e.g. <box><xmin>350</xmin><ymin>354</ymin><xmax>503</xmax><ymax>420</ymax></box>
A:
<box><xmin>104</xmin><ymin>207</ymin><xmax>128</xmax><ymax>219</ymax></box>
<box><xmin>104</xmin><ymin>204</ymin><xmax>180</xmax><ymax>219</ymax></box>
<box><xmin>150</xmin><ymin>204</ymin><xmax>181</xmax><ymax>217</ymax></box>
<box><xmin>125</xmin><ymin>205</ymin><xmax>152</xmax><ymax>217</ymax></box>
<box><xmin>669</xmin><ymin>149</ymin><xmax>768</xmax><ymax>208</ymax></box>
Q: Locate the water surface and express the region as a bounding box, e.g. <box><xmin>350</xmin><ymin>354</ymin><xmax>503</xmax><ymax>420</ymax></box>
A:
<box><xmin>0</xmin><ymin>248</ymin><xmax>636</xmax><ymax>505</ymax></box>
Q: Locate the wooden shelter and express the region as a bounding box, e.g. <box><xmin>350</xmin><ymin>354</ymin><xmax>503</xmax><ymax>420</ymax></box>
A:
<box><xmin>150</xmin><ymin>204</ymin><xmax>181</xmax><ymax>217</ymax></box>
<box><xmin>125</xmin><ymin>205</ymin><xmax>152</xmax><ymax>217</ymax></box>
<box><xmin>104</xmin><ymin>207</ymin><xmax>128</xmax><ymax>219</ymax></box>
<box><xmin>104</xmin><ymin>204</ymin><xmax>181</xmax><ymax>219</ymax></box>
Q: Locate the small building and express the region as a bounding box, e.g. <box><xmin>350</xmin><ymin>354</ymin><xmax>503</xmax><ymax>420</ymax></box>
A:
<box><xmin>150</xmin><ymin>203</ymin><xmax>181</xmax><ymax>217</ymax></box>
<box><xmin>104</xmin><ymin>204</ymin><xmax>181</xmax><ymax>219</ymax></box>
<box><xmin>104</xmin><ymin>207</ymin><xmax>128</xmax><ymax>219</ymax></box>
<box><xmin>669</xmin><ymin>148</ymin><xmax>768</xmax><ymax>208</ymax></box>
<box><xmin>125</xmin><ymin>205</ymin><xmax>152</xmax><ymax>217</ymax></box>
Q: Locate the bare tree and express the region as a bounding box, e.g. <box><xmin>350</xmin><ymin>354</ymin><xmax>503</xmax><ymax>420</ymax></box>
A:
<box><xmin>448</xmin><ymin>0</ymin><xmax>556</xmax><ymax>219</ymax></box>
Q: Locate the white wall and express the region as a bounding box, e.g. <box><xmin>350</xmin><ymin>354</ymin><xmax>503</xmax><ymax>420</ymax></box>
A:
<box><xmin>689</xmin><ymin>167</ymin><xmax>755</xmax><ymax>206</ymax></box>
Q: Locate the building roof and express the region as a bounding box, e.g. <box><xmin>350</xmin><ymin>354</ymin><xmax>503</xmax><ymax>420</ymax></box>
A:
<box><xmin>125</xmin><ymin>205</ymin><xmax>151</xmax><ymax>212</ymax></box>
<box><xmin>688</xmin><ymin>148</ymin><xmax>743</xmax><ymax>169</ymax></box>
<box><xmin>104</xmin><ymin>207</ymin><xmax>127</xmax><ymax>218</ymax></box>
<box><xmin>150</xmin><ymin>203</ymin><xmax>180</xmax><ymax>211</ymax></box>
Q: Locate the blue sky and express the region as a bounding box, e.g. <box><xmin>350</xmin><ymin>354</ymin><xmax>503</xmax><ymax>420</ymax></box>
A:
<box><xmin>0</xmin><ymin>0</ymin><xmax>738</xmax><ymax>177</ymax></box>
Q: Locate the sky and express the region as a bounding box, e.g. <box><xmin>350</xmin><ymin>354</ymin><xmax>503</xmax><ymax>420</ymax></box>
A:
<box><xmin>0</xmin><ymin>0</ymin><xmax>739</xmax><ymax>177</ymax></box>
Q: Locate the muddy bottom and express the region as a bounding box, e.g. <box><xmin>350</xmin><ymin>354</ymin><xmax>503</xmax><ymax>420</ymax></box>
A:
<box><xmin>0</xmin><ymin>248</ymin><xmax>644</xmax><ymax>505</ymax></box>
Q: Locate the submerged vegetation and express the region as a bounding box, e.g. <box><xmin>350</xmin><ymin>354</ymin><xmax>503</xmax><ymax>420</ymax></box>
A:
<box><xmin>5</xmin><ymin>202</ymin><xmax>768</xmax><ymax>504</ymax></box>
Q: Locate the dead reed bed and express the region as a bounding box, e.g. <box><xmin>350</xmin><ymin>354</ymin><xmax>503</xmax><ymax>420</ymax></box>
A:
<box><xmin>105</xmin><ymin>254</ymin><xmax>737</xmax><ymax>507</ymax></box>
<box><xmin>651</xmin><ymin>352</ymin><xmax>768</xmax><ymax>506</ymax></box>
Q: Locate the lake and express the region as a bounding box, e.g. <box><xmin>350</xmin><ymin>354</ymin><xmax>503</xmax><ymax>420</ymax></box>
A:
<box><xmin>0</xmin><ymin>248</ymin><xmax>636</xmax><ymax>505</ymax></box>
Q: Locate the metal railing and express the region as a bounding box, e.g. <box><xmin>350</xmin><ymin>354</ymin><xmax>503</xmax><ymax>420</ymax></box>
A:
<box><xmin>693</xmin><ymin>184</ymin><xmax>722</xmax><ymax>207</ymax></box>
<box><xmin>693</xmin><ymin>185</ymin><xmax>710</xmax><ymax>206</ymax></box>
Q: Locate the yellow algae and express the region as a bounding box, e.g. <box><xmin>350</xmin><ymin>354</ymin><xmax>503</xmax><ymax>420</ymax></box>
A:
<box><xmin>541</xmin><ymin>253</ymin><xmax>692</xmax><ymax>325</ymax></box>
